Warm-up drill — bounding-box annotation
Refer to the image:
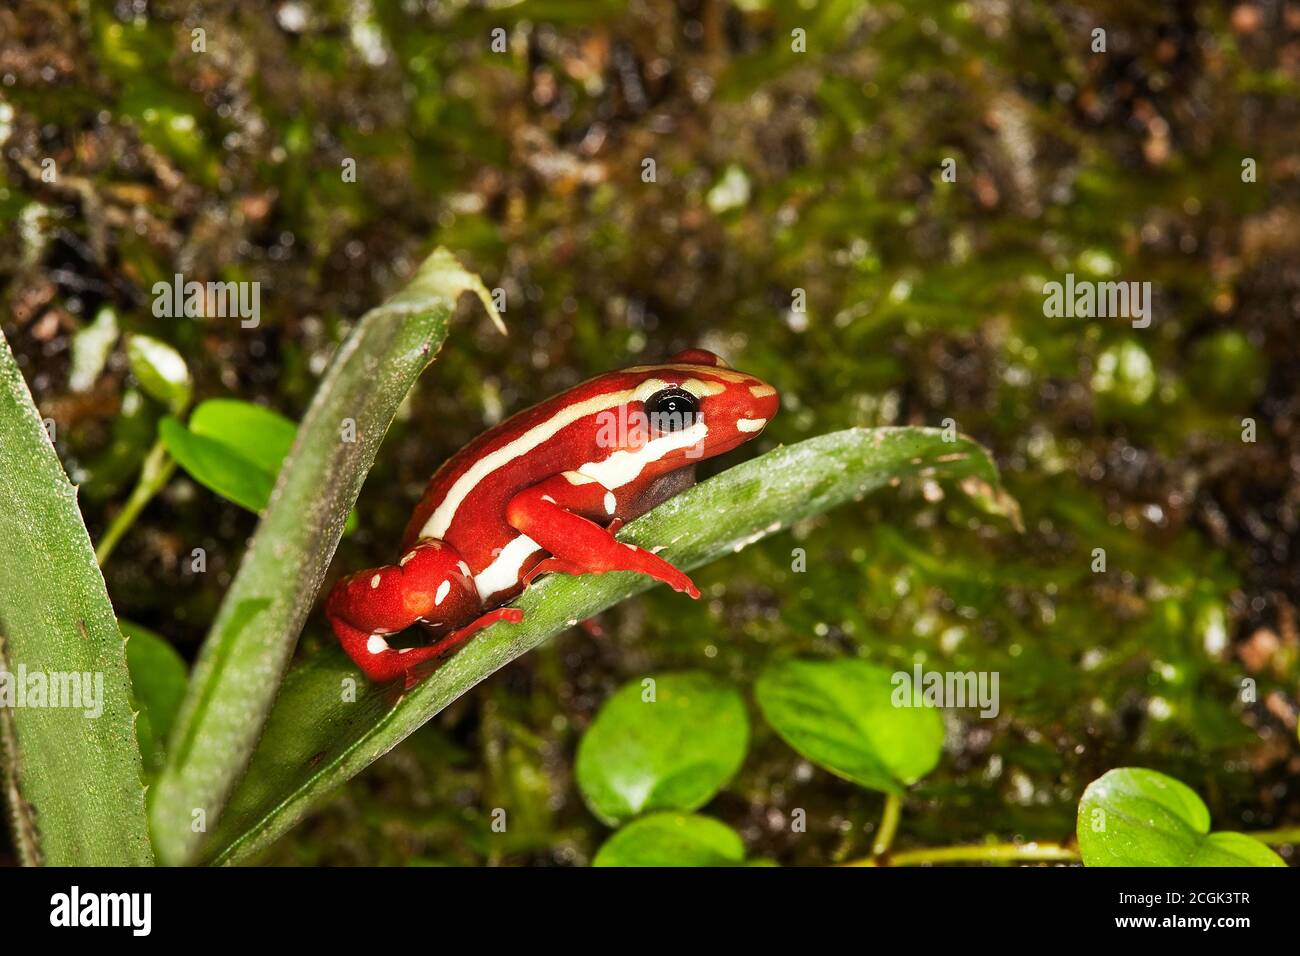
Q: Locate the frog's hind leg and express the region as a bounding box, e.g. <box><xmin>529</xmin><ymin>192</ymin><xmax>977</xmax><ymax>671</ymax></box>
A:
<box><xmin>397</xmin><ymin>606</ymin><xmax>524</xmax><ymax>688</ymax></box>
<box><xmin>507</xmin><ymin>472</ymin><xmax>700</xmax><ymax>598</ymax></box>
<box><xmin>326</xmin><ymin>539</ymin><xmax>516</xmax><ymax>683</ymax></box>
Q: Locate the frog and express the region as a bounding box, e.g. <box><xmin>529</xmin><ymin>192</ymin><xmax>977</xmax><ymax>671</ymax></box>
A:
<box><xmin>325</xmin><ymin>349</ymin><xmax>779</xmax><ymax>685</ymax></box>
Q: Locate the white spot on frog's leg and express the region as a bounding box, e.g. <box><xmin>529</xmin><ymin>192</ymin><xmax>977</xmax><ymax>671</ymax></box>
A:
<box><xmin>366</xmin><ymin>634</ymin><xmax>389</xmax><ymax>655</ymax></box>
<box><xmin>476</xmin><ymin>534</ymin><xmax>542</xmax><ymax>601</ymax></box>
<box><xmin>399</xmin><ymin>551</ymin><xmax>417</xmax><ymax>566</ymax></box>
<box><xmin>370</xmin><ymin>574</ymin><xmax>382</xmax><ymax>588</ymax></box>
<box><xmin>457</xmin><ymin>561</ymin><xmax>471</xmax><ymax>576</ymax></box>
<box><xmin>541</xmin><ymin>494</ymin><xmax>556</xmax><ymax>504</ymax></box>
<box><xmin>563</xmin><ymin>471</ymin><xmax>596</xmax><ymax>485</ymax></box>
<box><xmin>736</xmin><ymin>418</ymin><xmax>766</xmax><ymax>432</ymax></box>
<box><xmin>604</xmin><ymin>492</ymin><xmax>616</xmax><ymax>515</ymax></box>
<box><xmin>435</xmin><ymin>580</ymin><xmax>451</xmax><ymax>606</ymax></box>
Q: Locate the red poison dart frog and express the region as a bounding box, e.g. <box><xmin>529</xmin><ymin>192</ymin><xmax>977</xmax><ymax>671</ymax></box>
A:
<box><xmin>326</xmin><ymin>349</ymin><xmax>779</xmax><ymax>685</ymax></box>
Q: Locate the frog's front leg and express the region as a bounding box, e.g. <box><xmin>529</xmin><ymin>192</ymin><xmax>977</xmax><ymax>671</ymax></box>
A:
<box><xmin>326</xmin><ymin>539</ymin><xmax>522</xmax><ymax>684</ymax></box>
<box><xmin>508</xmin><ymin>472</ymin><xmax>700</xmax><ymax>598</ymax></box>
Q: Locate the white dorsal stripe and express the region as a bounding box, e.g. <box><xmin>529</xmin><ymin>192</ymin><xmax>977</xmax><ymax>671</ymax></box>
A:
<box><xmin>420</xmin><ymin>379</ymin><xmax>668</xmax><ymax>539</ymax></box>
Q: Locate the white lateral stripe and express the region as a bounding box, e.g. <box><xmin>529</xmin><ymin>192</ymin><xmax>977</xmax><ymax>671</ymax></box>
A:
<box><xmin>749</xmin><ymin>384</ymin><xmax>776</xmax><ymax>397</ymax></box>
<box><xmin>420</xmin><ymin>380</ymin><xmax>669</xmax><ymax>539</ymax></box>
<box><xmin>475</xmin><ymin>534</ymin><xmax>541</xmax><ymax>601</ymax></box>
<box><xmin>578</xmin><ymin>421</ymin><xmax>708</xmax><ymax>489</ymax></box>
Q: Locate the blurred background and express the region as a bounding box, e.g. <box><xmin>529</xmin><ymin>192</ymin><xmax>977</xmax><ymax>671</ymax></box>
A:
<box><xmin>1</xmin><ymin>0</ymin><xmax>1298</xmax><ymax>865</ymax></box>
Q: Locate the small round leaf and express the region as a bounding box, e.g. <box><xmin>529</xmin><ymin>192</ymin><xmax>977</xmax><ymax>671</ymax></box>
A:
<box><xmin>593</xmin><ymin>813</ymin><xmax>745</xmax><ymax>867</ymax></box>
<box><xmin>1077</xmin><ymin>768</ymin><xmax>1285</xmax><ymax>867</ymax></box>
<box><xmin>576</xmin><ymin>672</ymin><xmax>749</xmax><ymax>826</ymax></box>
<box><xmin>755</xmin><ymin>658</ymin><xmax>944</xmax><ymax>794</ymax></box>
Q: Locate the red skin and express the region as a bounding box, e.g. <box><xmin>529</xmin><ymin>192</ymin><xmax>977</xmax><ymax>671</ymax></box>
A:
<box><xmin>326</xmin><ymin>349</ymin><xmax>779</xmax><ymax>686</ymax></box>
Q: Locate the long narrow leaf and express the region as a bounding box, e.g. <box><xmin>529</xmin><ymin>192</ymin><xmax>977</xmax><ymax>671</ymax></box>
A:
<box><xmin>205</xmin><ymin>426</ymin><xmax>1015</xmax><ymax>864</ymax></box>
<box><xmin>0</xmin><ymin>332</ymin><xmax>154</xmax><ymax>865</ymax></box>
<box><xmin>150</xmin><ymin>248</ymin><xmax>502</xmax><ymax>865</ymax></box>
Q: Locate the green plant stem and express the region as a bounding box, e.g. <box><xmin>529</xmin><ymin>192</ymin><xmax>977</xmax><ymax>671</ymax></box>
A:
<box><xmin>95</xmin><ymin>437</ymin><xmax>175</xmax><ymax>565</ymax></box>
<box><xmin>848</xmin><ymin>823</ymin><xmax>1299</xmax><ymax>868</ymax></box>
<box><xmin>886</xmin><ymin>842</ymin><xmax>1080</xmax><ymax>866</ymax></box>
<box><xmin>871</xmin><ymin>793</ymin><xmax>903</xmax><ymax>859</ymax></box>
<box><xmin>1248</xmin><ymin>827</ymin><xmax>1300</xmax><ymax>846</ymax></box>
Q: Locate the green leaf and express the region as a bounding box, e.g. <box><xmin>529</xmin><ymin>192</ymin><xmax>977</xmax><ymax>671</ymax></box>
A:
<box><xmin>1077</xmin><ymin>768</ymin><xmax>1286</xmax><ymax>867</ymax></box>
<box><xmin>0</xmin><ymin>331</ymin><xmax>154</xmax><ymax>865</ymax></box>
<box><xmin>160</xmin><ymin>401</ymin><xmax>356</xmax><ymax>531</ymax></box>
<box><xmin>593</xmin><ymin>813</ymin><xmax>746</xmax><ymax>867</ymax></box>
<box><xmin>576</xmin><ymin>673</ymin><xmax>749</xmax><ymax>826</ymax></box>
<box><xmin>202</xmin><ymin>425</ymin><xmax>1010</xmax><ymax>864</ymax></box>
<box><xmin>150</xmin><ymin>248</ymin><xmax>504</xmax><ymax>865</ymax></box>
<box><xmin>755</xmin><ymin>658</ymin><xmax>945</xmax><ymax>794</ymax></box>
<box><xmin>159</xmin><ymin>416</ymin><xmax>276</xmax><ymax>513</ymax></box>
<box><xmin>188</xmin><ymin>399</ymin><xmax>298</xmax><ymax>475</ymax></box>
<box><xmin>159</xmin><ymin>400</ymin><xmax>297</xmax><ymax>511</ymax></box>
<box><xmin>127</xmin><ymin>333</ymin><xmax>192</xmax><ymax>414</ymax></box>
<box><xmin>121</xmin><ymin>620</ymin><xmax>188</xmax><ymax>778</ymax></box>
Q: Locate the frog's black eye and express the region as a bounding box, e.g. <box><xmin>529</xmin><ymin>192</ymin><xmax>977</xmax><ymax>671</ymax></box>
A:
<box><xmin>644</xmin><ymin>387</ymin><xmax>700</xmax><ymax>432</ymax></box>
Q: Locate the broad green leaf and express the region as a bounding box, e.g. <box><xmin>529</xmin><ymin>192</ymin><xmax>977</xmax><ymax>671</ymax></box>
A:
<box><xmin>151</xmin><ymin>248</ymin><xmax>504</xmax><ymax>865</ymax></box>
<box><xmin>121</xmin><ymin>620</ymin><xmax>189</xmax><ymax>778</ymax></box>
<box><xmin>0</xmin><ymin>331</ymin><xmax>154</xmax><ymax>865</ymax></box>
<box><xmin>127</xmin><ymin>333</ymin><xmax>192</xmax><ymax>413</ymax></box>
<box><xmin>1077</xmin><ymin>768</ymin><xmax>1285</xmax><ymax>867</ymax></box>
<box><xmin>576</xmin><ymin>673</ymin><xmax>749</xmax><ymax>825</ymax></box>
<box><xmin>593</xmin><ymin>813</ymin><xmax>746</xmax><ymax>867</ymax></box>
<box><xmin>159</xmin><ymin>416</ymin><xmax>275</xmax><ymax>513</ymax></box>
<box><xmin>202</xmin><ymin>425</ymin><xmax>1011</xmax><ymax>864</ymax></box>
<box><xmin>755</xmin><ymin>658</ymin><xmax>944</xmax><ymax>794</ymax></box>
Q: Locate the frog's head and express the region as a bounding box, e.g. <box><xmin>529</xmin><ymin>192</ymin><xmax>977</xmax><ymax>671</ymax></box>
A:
<box><xmin>597</xmin><ymin>349</ymin><xmax>779</xmax><ymax>477</ymax></box>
